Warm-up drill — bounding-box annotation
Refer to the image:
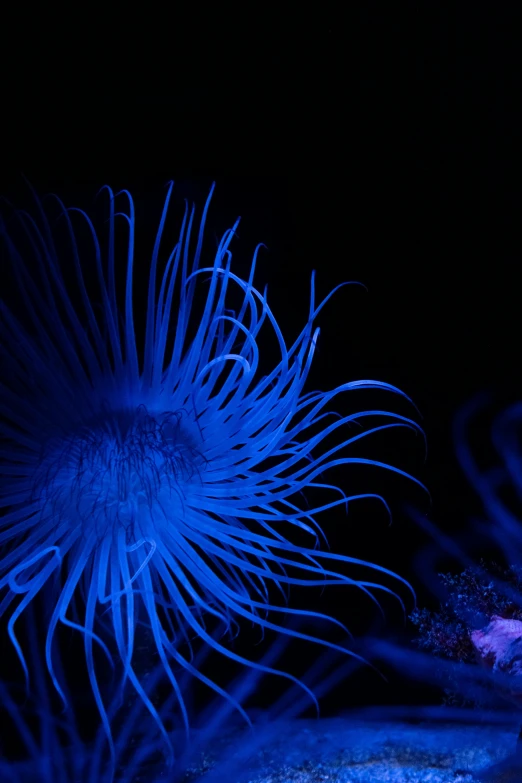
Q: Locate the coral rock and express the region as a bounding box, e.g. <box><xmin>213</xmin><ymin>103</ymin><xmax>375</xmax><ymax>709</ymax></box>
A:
<box><xmin>471</xmin><ymin>615</ymin><xmax>522</xmax><ymax>706</ymax></box>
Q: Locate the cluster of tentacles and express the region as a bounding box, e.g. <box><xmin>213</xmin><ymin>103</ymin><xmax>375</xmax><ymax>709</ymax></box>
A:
<box><xmin>0</xmin><ymin>181</ymin><xmax>423</xmax><ymax>778</ymax></box>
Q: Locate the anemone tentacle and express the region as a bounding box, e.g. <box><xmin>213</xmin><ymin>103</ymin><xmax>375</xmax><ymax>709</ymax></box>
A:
<box><xmin>0</xmin><ymin>180</ymin><xmax>424</xmax><ymax>760</ymax></box>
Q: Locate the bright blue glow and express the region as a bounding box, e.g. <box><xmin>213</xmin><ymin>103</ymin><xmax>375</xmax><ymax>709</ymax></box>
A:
<box><xmin>0</xmin><ymin>181</ymin><xmax>424</xmax><ymax>764</ymax></box>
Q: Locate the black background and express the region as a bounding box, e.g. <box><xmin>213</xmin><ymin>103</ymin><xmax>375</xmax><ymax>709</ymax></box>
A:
<box><xmin>3</xmin><ymin>3</ymin><xmax>522</xmax><ymax>723</ymax></box>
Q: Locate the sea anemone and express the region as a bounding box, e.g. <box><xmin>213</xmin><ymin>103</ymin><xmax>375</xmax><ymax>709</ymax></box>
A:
<box><xmin>0</xmin><ymin>180</ymin><xmax>423</xmax><ymax>762</ymax></box>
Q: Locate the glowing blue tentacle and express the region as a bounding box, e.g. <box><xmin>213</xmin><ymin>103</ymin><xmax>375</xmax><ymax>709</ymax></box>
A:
<box><xmin>178</xmin><ymin>231</ymin><xmax>239</xmax><ymax>400</ymax></box>
<box><xmin>45</xmin><ymin>531</ymin><xmax>96</xmax><ymax>705</ymax></box>
<box><xmin>152</xmin><ymin>229</ymin><xmax>184</xmax><ymax>387</ymax></box>
<box><xmin>160</xmin><ymin>630</ymin><xmax>254</xmax><ymax>724</ymax></box>
<box><xmin>202</xmin><ymin>410</ymin><xmax>418</xmax><ymax>476</ymax></box>
<box><xmin>260</xmin><ymin>492</ymin><xmax>390</xmax><ymax>525</ymax></box>
<box><xmin>186</xmin><ymin>267</ymin><xmax>291</xmax><ymax>396</ymax></box>
<box><xmin>174</xmin><ymin>513</ymin><xmax>414</xmax><ymax>599</ymax></box>
<box><xmin>0</xmin><ymin>521</ymin><xmax>70</xmax><ymax>584</ymax></box>
<box><xmin>144</xmin><ymin>182</ymin><xmax>174</xmax><ymax>386</ymax></box>
<box><xmin>138</xmin><ymin>564</ymin><xmax>191</xmax><ymax>739</ymax></box>
<box><xmin>167</xmin><ymin>204</ymin><xmax>196</xmax><ymax>377</ymax></box>
<box><xmin>158</xmin><ymin>530</ymin><xmax>352</xmax><ymax>636</ymax></box>
<box><xmin>194</xmin><ymin>253</ymin><xmax>234</xmax><ymax>381</ymax></box>
<box><xmin>114</xmin><ymin>191</ymin><xmax>139</xmax><ymax>383</ymax></box>
<box><xmin>152</xmin><ymin>554</ymin><xmax>323</xmax><ymax>714</ymax></box>
<box><xmin>215</xmin><ymin>242</ymin><xmax>265</xmax><ymax>359</ymax></box>
<box><xmin>84</xmin><ymin>562</ymin><xmax>115</xmax><ymax>774</ymax></box>
<box><xmin>235</xmin><ymin>420</ymin><xmax>419</xmax><ymax>488</ymax></box>
<box><xmin>96</xmin><ymin>186</ymin><xmax>119</xmax><ymax>327</ymax></box>
<box><xmin>7</xmin><ymin>550</ymin><xmax>62</xmax><ymax>686</ymax></box>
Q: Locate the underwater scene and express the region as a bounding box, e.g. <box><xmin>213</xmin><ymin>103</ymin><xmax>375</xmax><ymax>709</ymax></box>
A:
<box><xmin>0</xmin><ymin>172</ymin><xmax>521</xmax><ymax>783</ymax></box>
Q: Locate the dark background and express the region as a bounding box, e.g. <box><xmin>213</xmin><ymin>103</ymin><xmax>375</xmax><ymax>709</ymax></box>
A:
<box><xmin>3</xmin><ymin>4</ymin><xmax>522</xmax><ymax>725</ymax></box>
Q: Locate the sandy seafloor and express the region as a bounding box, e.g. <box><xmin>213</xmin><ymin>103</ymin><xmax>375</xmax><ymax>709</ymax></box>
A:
<box><xmin>180</xmin><ymin>713</ymin><xmax>522</xmax><ymax>783</ymax></box>
<box><xmin>6</xmin><ymin>711</ymin><xmax>522</xmax><ymax>782</ymax></box>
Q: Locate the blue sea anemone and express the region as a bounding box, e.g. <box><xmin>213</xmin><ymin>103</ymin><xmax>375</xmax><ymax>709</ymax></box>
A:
<box><xmin>0</xmin><ymin>180</ymin><xmax>424</xmax><ymax>762</ymax></box>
